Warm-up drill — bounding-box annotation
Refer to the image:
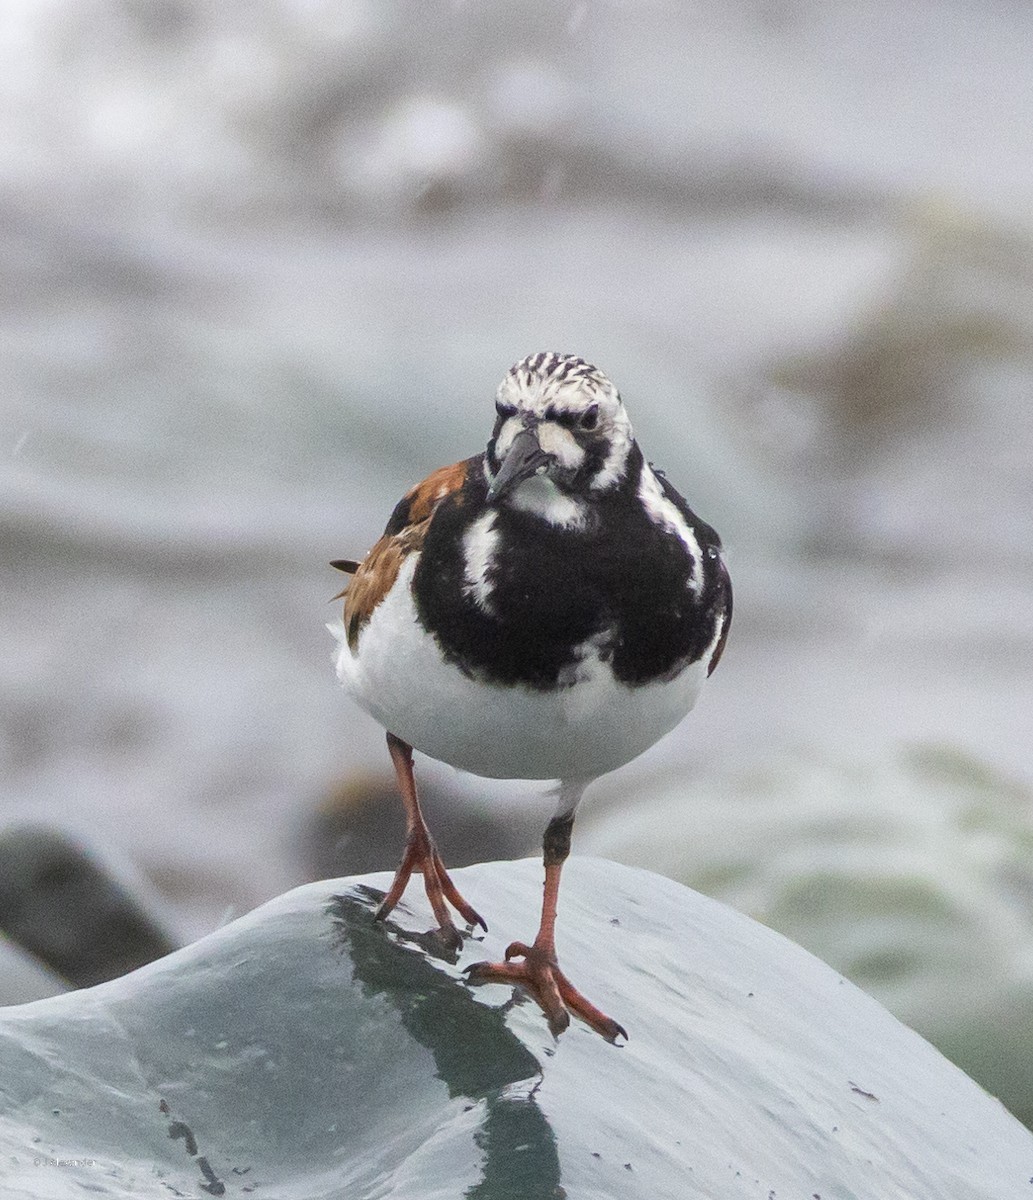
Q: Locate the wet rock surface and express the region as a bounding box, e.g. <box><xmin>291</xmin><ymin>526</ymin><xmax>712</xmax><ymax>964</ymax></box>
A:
<box><xmin>1</xmin><ymin>859</ymin><xmax>1029</xmax><ymax>1199</ymax></box>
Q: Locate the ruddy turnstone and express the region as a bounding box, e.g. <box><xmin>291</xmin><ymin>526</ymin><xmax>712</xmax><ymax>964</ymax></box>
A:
<box><xmin>330</xmin><ymin>351</ymin><xmax>731</xmax><ymax>1041</ymax></box>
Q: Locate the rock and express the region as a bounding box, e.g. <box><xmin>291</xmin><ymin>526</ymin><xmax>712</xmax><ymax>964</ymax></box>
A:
<box><xmin>0</xmin><ymin>826</ymin><xmax>180</xmax><ymax>989</ymax></box>
<box><xmin>0</xmin><ymin>858</ymin><xmax>1029</xmax><ymax>1199</ymax></box>
<box><xmin>579</xmin><ymin>746</ymin><xmax>1033</xmax><ymax>1127</ymax></box>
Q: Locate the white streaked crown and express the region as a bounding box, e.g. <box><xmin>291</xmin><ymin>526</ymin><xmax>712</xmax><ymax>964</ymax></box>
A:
<box><xmin>497</xmin><ymin>352</ymin><xmax>620</xmax><ymax>415</ymax></box>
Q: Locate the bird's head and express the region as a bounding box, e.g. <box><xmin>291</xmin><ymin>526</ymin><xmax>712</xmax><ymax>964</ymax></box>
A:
<box><xmin>485</xmin><ymin>353</ymin><xmax>634</xmax><ymax>520</ymax></box>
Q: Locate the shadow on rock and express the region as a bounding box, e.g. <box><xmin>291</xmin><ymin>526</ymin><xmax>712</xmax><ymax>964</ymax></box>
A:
<box><xmin>327</xmin><ymin>886</ymin><xmax>566</xmax><ymax>1199</ymax></box>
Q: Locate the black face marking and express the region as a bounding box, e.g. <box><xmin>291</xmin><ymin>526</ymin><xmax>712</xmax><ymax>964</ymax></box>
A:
<box><xmin>574</xmin><ymin>436</ymin><xmax>611</xmax><ymax>487</ymax></box>
<box><xmin>412</xmin><ymin>446</ymin><xmax>730</xmax><ymax>689</ymax></box>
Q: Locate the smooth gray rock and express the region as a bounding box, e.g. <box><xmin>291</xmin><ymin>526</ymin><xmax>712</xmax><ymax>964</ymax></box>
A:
<box><xmin>0</xmin><ymin>858</ymin><xmax>1030</xmax><ymax>1199</ymax></box>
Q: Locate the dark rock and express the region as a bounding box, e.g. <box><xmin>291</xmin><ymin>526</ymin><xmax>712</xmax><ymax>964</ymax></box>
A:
<box><xmin>0</xmin><ymin>825</ymin><xmax>180</xmax><ymax>989</ymax></box>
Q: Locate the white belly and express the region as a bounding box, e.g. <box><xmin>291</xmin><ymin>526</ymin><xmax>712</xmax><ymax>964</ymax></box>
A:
<box><xmin>331</xmin><ymin>556</ymin><xmax>712</xmax><ymax>781</ymax></box>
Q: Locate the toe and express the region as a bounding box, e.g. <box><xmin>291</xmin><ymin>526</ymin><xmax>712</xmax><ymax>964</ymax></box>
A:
<box><xmin>554</xmin><ymin>970</ymin><xmax>627</xmax><ymax>1042</ymax></box>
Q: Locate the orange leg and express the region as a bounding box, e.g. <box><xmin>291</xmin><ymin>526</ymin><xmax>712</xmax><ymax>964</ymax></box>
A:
<box><xmin>467</xmin><ymin>811</ymin><xmax>627</xmax><ymax>1042</ymax></box>
<box><xmin>376</xmin><ymin>732</ymin><xmax>487</xmax><ymax>950</ymax></box>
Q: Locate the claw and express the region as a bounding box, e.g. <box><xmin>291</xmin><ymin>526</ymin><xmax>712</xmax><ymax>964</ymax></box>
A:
<box><xmin>432</xmin><ymin>847</ymin><xmax>487</xmax><ymax>932</ymax></box>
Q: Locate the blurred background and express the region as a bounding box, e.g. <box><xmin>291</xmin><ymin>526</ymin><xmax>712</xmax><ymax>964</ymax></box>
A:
<box><xmin>2</xmin><ymin>0</ymin><xmax>1032</xmax><ymax>1124</ymax></box>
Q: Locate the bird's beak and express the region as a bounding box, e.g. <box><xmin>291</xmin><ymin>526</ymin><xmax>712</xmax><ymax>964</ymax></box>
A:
<box><xmin>487</xmin><ymin>426</ymin><xmax>552</xmax><ymax>501</ymax></box>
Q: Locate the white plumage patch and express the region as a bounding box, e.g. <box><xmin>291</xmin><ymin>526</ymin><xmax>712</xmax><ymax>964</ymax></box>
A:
<box><xmin>590</xmin><ymin>421</ymin><xmax>632</xmax><ymax>491</ymax></box>
<box><xmin>461</xmin><ymin>510</ymin><xmax>499</xmax><ymax>612</ymax></box>
<box><xmin>536</xmin><ymin>421</ymin><xmax>585</xmax><ymax>470</ymax></box>
<box><xmin>637</xmin><ymin>465</ymin><xmax>703</xmax><ymax>590</ymax></box>
<box><xmin>509</xmin><ymin>476</ymin><xmax>588</xmax><ymax>528</ymax></box>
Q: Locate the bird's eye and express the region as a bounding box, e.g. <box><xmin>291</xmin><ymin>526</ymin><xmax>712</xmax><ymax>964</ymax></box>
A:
<box><xmin>495</xmin><ymin>401</ymin><xmax>516</xmax><ymax>419</ymax></box>
<box><xmin>579</xmin><ymin>404</ymin><xmax>600</xmax><ymax>431</ymax></box>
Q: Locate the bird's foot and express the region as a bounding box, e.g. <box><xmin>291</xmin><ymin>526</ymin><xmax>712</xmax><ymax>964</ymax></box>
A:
<box><xmin>375</xmin><ymin>831</ymin><xmax>487</xmax><ymax>952</ymax></box>
<box><xmin>466</xmin><ymin>940</ymin><xmax>627</xmax><ymax>1042</ymax></box>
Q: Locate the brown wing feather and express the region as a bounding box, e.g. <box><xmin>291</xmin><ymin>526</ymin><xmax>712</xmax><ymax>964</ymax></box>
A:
<box><xmin>341</xmin><ymin>460</ymin><xmax>468</xmax><ymax>650</ymax></box>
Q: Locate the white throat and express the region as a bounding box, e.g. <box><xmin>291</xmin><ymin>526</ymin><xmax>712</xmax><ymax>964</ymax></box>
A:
<box><xmin>508</xmin><ymin>476</ymin><xmax>588</xmax><ymax>528</ymax></box>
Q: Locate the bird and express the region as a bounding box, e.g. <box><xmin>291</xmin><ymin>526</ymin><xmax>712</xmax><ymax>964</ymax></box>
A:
<box><xmin>329</xmin><ymin>351</ymin><xmax>731</xmax><ymax>1041</ymax></box>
